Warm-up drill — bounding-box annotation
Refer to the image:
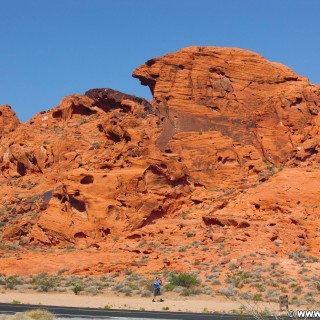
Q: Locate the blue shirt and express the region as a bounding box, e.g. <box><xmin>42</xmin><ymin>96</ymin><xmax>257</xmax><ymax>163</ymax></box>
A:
<box><xmin>154</xmin><ymin>279</ymin><xmax>161</xmax><ymax>289</ymax></box>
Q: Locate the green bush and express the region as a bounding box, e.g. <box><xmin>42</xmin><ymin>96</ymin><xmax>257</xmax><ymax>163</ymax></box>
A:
<box><xmin>168</xmin><ymin>272</ymin><xmax>199</xmax><ymax>288</ymax></box>
<box><xmin>72</xmin><ymin>284</ymin><xmax>84</xmax><ymax>295</ymax></box>
<box><xmin>164</xmin><ymin>283</ymin><xmax>176</xmax><ymax>291</ymax></box>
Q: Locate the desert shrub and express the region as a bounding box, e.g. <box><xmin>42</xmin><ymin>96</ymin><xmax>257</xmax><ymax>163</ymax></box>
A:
<box><xmin>293</xmin><ymin>285</ymin><xmax>303</xmax><ymax>294</ymax></box>
<box><xmin>270</xmin><ymin>270</ymin><xmax>284</xmax><ymax>277</ymax></box>
<box><xmin>210</xmin><ymin>272</ymin><xmax>220</xmax><ymax>279</ymax></box>
<box><xmin>1</xmin><ymin>309</ymin><xmax>56</xmax><ymax>320</ymax></box>
<box><xmin>265</xmin><ymin>289</ymin><xmax>281</xmax><ymax>302</ymax></box>
<box><xmin>14</xmin><ymin>284</ymin><xmax>33</xmax><ymax>292</ymax></box>
<box><xmin>298</xmin><ymin>267</ymin><xmax>309</xmax><ymax>274</ymax></box>
<box><xmin>126</xmin><ymin>273</ymin><xmax>143</xmax><ymax>281</ymax></box>
<box><xmin>254</xmin><ymin>283</ymin><xmax>265</xmax><ymax>292</ymax></box>
<box><xmin>186</xmin><ymin>232</ymin><xmax>195</xmax><ymax>238</ymax></box>
<box><xmin>192</xmin><ymin>241</ymin><xmax>200</xmax><ymax>248</ymax></box>
<box><xmin>144</xmin><ymin>282</ymin><xmax>154</xmax><ymax>293</ymax></box>
<box><xmin>164</xmin><ymin>283</ymin><xmax>175</xmax><ymax>291</ymax></box>
<box><xmin>239</xmin><ymin>292</ymin><xmax>252</xmax><ymax>300</ymax></box>
<box><xmin>84</xmin><ymin>278</ymin><xmax>105</xmax><ymax>290</ymax></box>
<box><xmin>172</xmin><ymin>286</ymin><xmax>183</xmax><ymax>293</ymax></box>
<box><xmin>252</xmin><ymin>293</ymin><xmax>263</xmax><ymax>301</ymax></box>
<box><xmin>122</xmin><ymin>287</ymin><xmax>133</xmax><ymax>296</ymax></box>
<box><xmin>112</xmin><ymin>281</ymin><xmax>133</xmax><ymax>295</ymax></box>
<box><xmin>128</xmin><ymin>282</ymin><xmax>139</xmax><ymax>290</ymax></box>
<box><xmin>5</xmin><ymin>275</ymin><xmax>22</xmax><ymax>289</ymax></box>
<box><xmin>101</xmin><ymin>275</ymin><xmax>116</xmax><ymax>283</ymax></box>
<box><xmin>24</xmin><ymin>309</ymin><xmax>55</xmax><ymax>320</ymax></box>
<box><xmin>112</xmin><ymin>282</ymin><xmax>125</xmax><ymax>292</ymax></box>
<box><xmin>302</xmin><ymin>275</ymin><xmax>311</xmax><ymax>281</ymax></box>
<box><xmin>57</xmin><ymin>268</ymin><xmax>68</xmax><ymax>276</ymax></box>
<box><xmin>291</xmin><ymin>296</ymin><xmax>306</xmax><ymax>306</ymax></box>
<box><xmin>85</xmin><ymin>285</ymin><xmax>99</xmax><ymax>296</ymax></box>
<box><xmin>72</xmin><ymin>284</ymin><xmax>84</xmax><ymax>295</ymax></box>
<box><xmin>137</xmin><ymin>240</ymin><xmax>146</xmax><ymax>248</ymax></box>
<box><xmin>279</xmin><ymin>277</ymin><xmax>294</xmax><ymax>284</ymax></box>
<box><xmin>304</xmin><ymin>292</ymin><xmax>316</xmax><ymax>303</ymax></box>
<box><xmin>31</xmin><ymin>273</ymin><xmax>56</xmax><ymax>292</ymax></box>
<box><xmin>265</xmin><ymin>279</ymin><xmax>279</xmax><ymax>287</ymax></box>
<box><xmin>64</xmin><ymin>275</ymin><xmax>78</xmax><ymax>286</ymax></box>
<box><xmin>136</xmin><ymin>278</ymin><xmax>148</xmax><ymax>287</ymax></box>
<box><xmin>210</xmin><ymin>266</ymin><xmax>218</xmax><ymax>272</ymax></box>
<box><xmin>168</xmin><ymin>272</ymin><xmax>200</xmax><ymax>288</ymax></box>
<box><xmin>288</xmin><ymin>281</ymin><xmax>298</xmax><ymax>288</ymax></box>
<box><xmin>219</xmin><ymin>284</ymin><xmax>237</xmax><ymax>297</ymax></box>
<box><xmin>180</xmin><ymin>287</ymin><xmax>203</xmax><ymax>296</ymax></box>
<box><xmin>203</xmin><ymin>286</ymin><xmax>213</xmax><ymax>295</ymax></box>
<box><xmin>141</xmin><ymin>290</ymin><xmax>152</xmax><ymax>297</ymax></box>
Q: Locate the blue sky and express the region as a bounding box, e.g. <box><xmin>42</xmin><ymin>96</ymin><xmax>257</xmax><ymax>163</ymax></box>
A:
<box><xmin>1</xmin><ymin>0</ymin><xmax>319</xmax><ymax>122</ymax></box>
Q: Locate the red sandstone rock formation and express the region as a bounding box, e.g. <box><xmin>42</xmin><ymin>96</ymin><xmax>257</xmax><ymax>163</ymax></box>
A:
<box><xmin>0</xmin><ymin>104</ymin><xmax>20</xmax><ymax>136</ymax></box>
<box><xmin>133</xmin><ymin>46</ymin><xmax>320</xmax><ymax>166</ymax></box>
<box><xmin>0</xmin><ymin>88</ymin><xmax>194</xmax><ymax>248</ymax></box>
<box><xmin>131</xmin><ymin>46</ymin><xmax>320</xmax><ymax>258</ymax></box>
<box><xmin>0</xmin><ymin>47</ymin><xmax>319</xmax><ymax>279</ymax></box>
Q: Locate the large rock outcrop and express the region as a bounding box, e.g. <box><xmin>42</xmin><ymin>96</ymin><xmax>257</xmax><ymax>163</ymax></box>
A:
<box><xmin>0</xmin><ymin>47</ymin><xmax>319</xmax><ymax>285</ymax></box>
<box><xmin>133</xmin><ymin>46</ymin><xmax>320</xmax><ymax>167</ymax></box>
<box><xmin>0</xmin><ymin>104</ymin><xmax>20</xmax><ymax>136</ymax></box>
<box><xmin>0</xmin><ymin>88</ymin><xmax>195</xmax><ymax>250</ymax></box>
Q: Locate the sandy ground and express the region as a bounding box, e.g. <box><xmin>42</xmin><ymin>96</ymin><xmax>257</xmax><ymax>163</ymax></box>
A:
<box><xmin>0</xmin><ymin>291</ymin><xmax>284</xmax><ymax>315</ymax></box>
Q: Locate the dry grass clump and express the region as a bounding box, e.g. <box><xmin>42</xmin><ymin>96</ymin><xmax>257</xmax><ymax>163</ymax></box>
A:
<box><xmin>0</xmin><ymin>309</ymin><xmax>55</xmax><ymax>320</ymax></box>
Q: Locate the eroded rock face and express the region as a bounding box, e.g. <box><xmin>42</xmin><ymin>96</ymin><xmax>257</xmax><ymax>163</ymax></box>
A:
<box><xmin>133</xmin><ymin>46</ymin><xmax>320</xmax><ymax>167</ymax></box>
<box><xmin>0</xmin><ymin>104</ymin><xmax>20</xmax><ymax>135</ymax></box>
<box><xmin>0</xmin><ymin>88</ymin><xmax>194</xmax><ymax>249</ymax></box>
<box><xmin>0</xmin><ymin>47</ymin><xmax>320</xmax><ymax>279</ymax></box>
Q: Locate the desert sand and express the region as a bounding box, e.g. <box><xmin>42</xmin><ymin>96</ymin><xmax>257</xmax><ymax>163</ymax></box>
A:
<box><xmin>0</xmin><ymin>291</ymin><xmax>286</xmax><ymax>315</ymax></box>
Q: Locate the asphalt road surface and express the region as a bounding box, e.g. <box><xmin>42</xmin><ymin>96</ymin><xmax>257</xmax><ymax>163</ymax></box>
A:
<box><xmin>0</xmin><ymin>302</ymin><xmax>256</xmax><ymax>319</ymax></box>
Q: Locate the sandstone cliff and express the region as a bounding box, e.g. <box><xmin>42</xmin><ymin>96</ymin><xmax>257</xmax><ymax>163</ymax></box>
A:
<box><xmin>0</xmin><ymin>47</ymin><xmax>319</xmax><ymax>286</ymax></box>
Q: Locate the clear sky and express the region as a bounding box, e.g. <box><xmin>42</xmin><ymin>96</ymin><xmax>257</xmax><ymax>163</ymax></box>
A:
<box><xmin>1</xmin><ymin>0</ymin><xmax>319</xmax><ymax>122</ymax></box>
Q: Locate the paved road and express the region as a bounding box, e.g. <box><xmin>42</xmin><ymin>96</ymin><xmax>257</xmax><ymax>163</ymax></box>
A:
<box><xmin>0</xmin><ymin>302</ymin><xmax>255</xmax><ymax>319</ymax></box>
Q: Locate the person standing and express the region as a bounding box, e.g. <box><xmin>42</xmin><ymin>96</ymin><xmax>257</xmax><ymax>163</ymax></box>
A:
<box><xmin>152</xmin><ymin>276</ymin><xmax>164</xmax><ymax>302</ymax></box>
